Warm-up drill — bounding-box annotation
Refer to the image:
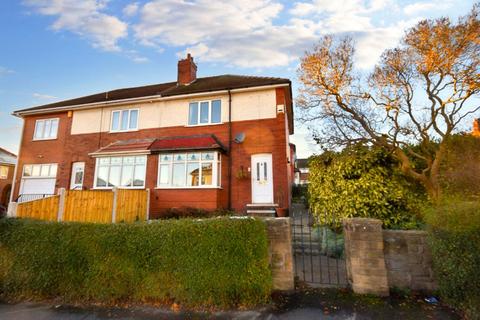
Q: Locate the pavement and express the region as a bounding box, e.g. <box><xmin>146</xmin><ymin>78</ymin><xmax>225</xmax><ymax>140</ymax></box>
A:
<box><xmin>0</xmin><ymin>289</ymin><xmax>461</xmax><ymax>320</ymax></box>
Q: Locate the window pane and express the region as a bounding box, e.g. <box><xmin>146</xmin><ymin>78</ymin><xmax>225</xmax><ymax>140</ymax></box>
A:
<box><xmin>121</xmin><ymin>110</ymin><xmax>129</xmax><ymax>130</ymax></box>
<box><xmin>188</xmin><ymin>102</ymin><xmax>198</xmax><ymax>125</ymax></box>
<box><xmin>50</xmin><ymin>119</ymin><xmax>58</xmax><ymax>138</ymax></box>
<box><xmin>172</xmin><ymin>163</ymin><xmax>186</xmax><ymax>187</ymax></box>
<box><xmin>211</xmin><ymin>100</ymin><xmax>221</xmax><ymax>123</ymax></box>
<box><xmin>174</xmin><ymin>153</ymin><xmax>186</xmax><ymax>162</ymax></box>
<box><xmin>44</xmin><ymin>120</ymin><xmax>52</xmax><ymax>139</ymax></box>
<box><xmin>40</xmin><ymin>165</ymin><xmax>50</xmax><ymax>177</ymax></box>
<box><xmin>159</xmin><ymin>164</ymin><xmax>170</xmax><ymax>185</ymax></box>
<box><xmin>111</xmin><ymin>111</ymin><xmax>120</xmax><ymax>131</ymax></box>
<box><xmin>129</xmin><ymin>110</ymin><xmax>138</xmax><ymax>129</ymax></box>
<box><xmin>32</xmin><ymin>165</ymin><xmax>41</xmax><ymax>177</ymax></box>
<box><xmin>187</xmin><ymin>153</ymin><xmax>200</xmax><ymax>161</ymax></box>
<box><xmin>35</xmin><ymin>121</ymin><xmax>44</xmax><ymax>139</ymax></box>
<box><xmin>121</xmin><ymin>165</ymin><xmax>134</xmax><ymax>187</ymax></box>
<box><xmin>187</xmin><ymin>163</ymin><xmax>200</xmax><ymax>186</ymax></box>
<box><xmin>133</xmin><ymin>164</ymin><xmax>145</xmax><ymax>187</ymax></box>
<box><xmin>202</xmin><ymin>152</ymin><xmax>214</xmax><ymax>161</ymax></box>
<box><xmin>124</xmin><ymin>156</ymin><xmax>135</xmax><ymax>165</ymax></box>
<box><xmin>49</xmin><ymin>164</ymin><xmax>57</xmax><ymax>177</ymax></box>
<box><xmin>200</xmin><ymin>102</ymin><xmax>209</xmax><ymax>123</ymax></box>
<box><xmin>99</xmin><ymin>157</ymin><xmax>110</xmax><ymax>165</ymax></box>
<box><xmin>74</xmin><ymin>170</ymin><xmax>84</xmax><ymax>185</ymax></box>
<box><xmin>108</xmin><ymin>166</ymin><xmax>121</xmax><ymax>187</ymax></box>
<box><xmin>97</xmin><ymin>166</ymin><xmax>108</xmax><ymax>187</ymax></box>
<box><xmin>135</xmin><ymin>156</ymin><xmax>146</xmax><ymax>164</ymax></box>
<box><xmin>111</xmin><ymin>157</ymin><xmax>122</xmax><ymax>165</ymax></box>
<box><xmin>23</xmin><ymin>165</ymin><xmax>32</xmax><ymax>177</ymax></box>
<box><xmin>160</xmin><ymin>154</ymin><xmax>172</xmax><ymax>162</ymax></box>
<box><xmin>201</xmin><ymin>163</ymin><xmax>213</xmax><ymax>185</ymax></box>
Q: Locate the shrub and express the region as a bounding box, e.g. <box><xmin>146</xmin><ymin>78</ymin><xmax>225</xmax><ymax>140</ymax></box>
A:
<box><xmin>425</xmin><ymin>199</ymin><xmax>480</xmax><ymax>319</ymax></box>
<box><xmin>0</xmin><ymin>217</ymin><xmax>271</xmax><ymax>308</ymax></box>
<box><xmin>160</xmin><ymin>207</ymin><xmax>234</xmax><ymax>219</ymax></box>
<box><xmin>308</xmin><ymin>144</ymin><xmax>424</xmax><ymax>228</ymax></box>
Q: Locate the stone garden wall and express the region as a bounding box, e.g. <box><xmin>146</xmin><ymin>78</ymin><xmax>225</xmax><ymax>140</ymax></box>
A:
<box><xmin>343</xmin><ymin>218</ymin><xmax>436</xmax><ymax>296</ymax></box>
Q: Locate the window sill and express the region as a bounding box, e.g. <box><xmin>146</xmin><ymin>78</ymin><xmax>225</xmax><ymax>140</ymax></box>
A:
<box><xmin>184</xmin><ymin>122</ymin><xmax>223</xmax><ymax>128</ymax></box>
<box><xmin>109</xmin><ymin>129</ymin><xmax>139</xmax><ymax>133</ymax></box>
<box><xmin>32</xmin><ymin>137</ymin><xmax>58</xmax><ymax>141</ymax></box>
<box><xmin>92</xmin><ymin>186</ymin><xmax>146</xmax><ymax>190</ymax></box>
<box><xmin>155</xmin><ymin>186</ymin><xmax>222</xmax><ymax>190</ymax></box>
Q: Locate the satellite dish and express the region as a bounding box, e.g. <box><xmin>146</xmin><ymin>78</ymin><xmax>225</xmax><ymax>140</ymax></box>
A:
<box><xmin>234</xmin><ymin>132</ymin><xmax>245</xmax><ymax>143</ymax></box>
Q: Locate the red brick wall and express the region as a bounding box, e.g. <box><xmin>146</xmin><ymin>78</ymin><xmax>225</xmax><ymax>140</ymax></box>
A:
<box><xmin>13</xmin><ymin>94</ymin><xmax>291</xmax><ymax>217</ymax></box>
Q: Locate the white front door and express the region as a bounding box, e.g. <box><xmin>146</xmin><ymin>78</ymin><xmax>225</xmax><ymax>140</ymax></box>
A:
<box><xmin>70</xmin><ymin>162</ymin><xmax>85</xmax><ymax>190</ymax></box>
<box><xmin>251</xmin><ymin>154</ymin><xmax>274</xmax><ymax>204</ymax></box>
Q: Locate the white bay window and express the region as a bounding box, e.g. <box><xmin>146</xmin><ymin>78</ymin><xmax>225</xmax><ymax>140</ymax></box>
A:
<box><xmin>157</xmin><ymin>152</ymin><xmax>221</xmax><ymax>188</ymax></box>
<box><xmin>94</xmin><ymin>155</ymin><xmax>146</xmax><ymax>188</ymax></box>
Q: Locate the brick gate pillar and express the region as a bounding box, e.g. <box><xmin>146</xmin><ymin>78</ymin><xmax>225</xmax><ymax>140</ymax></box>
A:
<box><xmin>343</xmin><ymin>218</ymin><xmax>389</xmax><ymax>296</ymax></box>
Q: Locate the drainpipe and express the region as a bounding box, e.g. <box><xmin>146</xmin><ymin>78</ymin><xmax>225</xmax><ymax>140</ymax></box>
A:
<box><xmin>228</xmin><ymin>89</ymin><xmax>232</xmax><ymax>210</ymax></box>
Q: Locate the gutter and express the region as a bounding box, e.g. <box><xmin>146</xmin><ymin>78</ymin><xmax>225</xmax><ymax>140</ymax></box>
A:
<box><xmin>227</xmin><ymin>89</ymin><xmax>232</xmax><ymax>211</ymax></box>
<box><xmin>12</xmin><ymin>83</ymin><xmax>290</xmax><ymax>117</ymax></box>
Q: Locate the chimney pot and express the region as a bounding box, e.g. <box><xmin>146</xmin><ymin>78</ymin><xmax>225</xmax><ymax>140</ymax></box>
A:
<box><xmin>177</xmin><ymin>53</ymin><xmax>197</xmax><ymax>85</ymax></box>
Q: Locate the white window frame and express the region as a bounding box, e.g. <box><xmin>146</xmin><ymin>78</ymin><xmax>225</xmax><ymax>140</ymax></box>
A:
<box><xmin>22</xmin><ymin>163</ymin><xmax>58</xmax><ymax>179</ymax></box>
<box><xmin>156</xmin><ymin>152</ymin><xmax>221</xmax><ymax>189</ymax></box>
<box><xmin>0</xmin><ymin>166</ymin><xmax>8</xmax><ymax>179</ymax></box>
<box><xmin>33</xmin><ymin>118</ymin><xmax>59</xmax><ymax>140</ymax></box>
<box><xmin>93</xmin><ymin>155</ymin><xmax>147</xmax><ymax>189</ymax></box>
<box><xmin>110</xmin><ymin>109</ymin><xmax>139</xmax><ymax>133</ymax></box>
<box><xmin>187</xmin><ymin>100</ymin><xmax>222</xmax><ymax>126</ymax></box>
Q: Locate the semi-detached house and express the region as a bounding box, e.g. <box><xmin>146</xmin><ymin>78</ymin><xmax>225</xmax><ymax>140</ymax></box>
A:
<box><xmin>11</xmin><ymin>55</ymin><xmax>295</xmax><ymax>218</ymax></box>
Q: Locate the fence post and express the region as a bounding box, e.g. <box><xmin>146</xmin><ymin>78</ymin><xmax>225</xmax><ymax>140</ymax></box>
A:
<box><xmin>111</xmin><ymin>187</ymin><xmax>118</xmax><ymax>223</ymax></box>
<box><xmin>57</xmin><ymin>188</ymin><xmax>66</xmax><ymax>222</ymax></box>
<box><xmin>7</xmin><ymin>202</ymin><xmax>17</xmax><ymax>218</ymax></box>
<box><xmin>146</xmin><ymin>189</ymin><xmax>150</xmax><ymax>221</ymax></box>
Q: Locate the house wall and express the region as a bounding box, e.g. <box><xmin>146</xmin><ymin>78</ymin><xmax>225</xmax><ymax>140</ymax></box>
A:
<box><xmin>70</xmin><ymin>90</ymin><xmax>277</xmax><ymax>134</ymax></box>
<box><xmin>13</xmin><ymin>87</ymin><xmax>292</xmax><ymax>218</ymax></box>
<box><xmin>0</xmin><ymin>164</ymin><xmax>14</xmax><ymax>207</ymax></box>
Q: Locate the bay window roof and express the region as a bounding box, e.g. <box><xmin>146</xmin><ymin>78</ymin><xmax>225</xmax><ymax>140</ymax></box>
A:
<box><xmin>89</xmin><ymin>134</ymin><xmax>226</xmax><ymax>157</ymax></box>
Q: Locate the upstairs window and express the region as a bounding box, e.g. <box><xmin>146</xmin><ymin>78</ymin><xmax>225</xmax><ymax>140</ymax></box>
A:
<box><xmin>111</xmin><ymin>109</ymin><xmax>138</xmax><ymax>132</ymax></box>
<box><xmin>188</xmin><ymin>100</ymin><xmax>221</xmax><ymax>125</ymax></box>
<box><xmin>34</xmin><ymin>118</ymin><xmax>59</xmax><ymax>140</ymax></box>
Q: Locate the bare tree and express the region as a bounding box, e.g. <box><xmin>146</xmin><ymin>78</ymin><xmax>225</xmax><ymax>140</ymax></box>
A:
<box><xmin>297</xmin><ymin>5</ymin><xmax>480</xmax><ymax>201</ymax></box>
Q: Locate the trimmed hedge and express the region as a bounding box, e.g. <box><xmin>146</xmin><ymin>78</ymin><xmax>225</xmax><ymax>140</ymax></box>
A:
<box><xmin>0</xmin><ymin>217</ymin><xmax>271</xmax><ymax>308</ymax></box>
<box><xmin>425</xmin><ymin>201</ymin><xmax>480</xmax><ymax>319</ymax></box>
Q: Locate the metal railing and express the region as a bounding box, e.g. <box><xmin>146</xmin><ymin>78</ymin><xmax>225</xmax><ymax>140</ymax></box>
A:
<box><xmin>16</xmin><ymin>194</ymin><xmax>55</xmax><ymax>203</ymax></box>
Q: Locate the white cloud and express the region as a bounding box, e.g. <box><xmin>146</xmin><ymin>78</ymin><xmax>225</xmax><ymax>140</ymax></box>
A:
<box><xmin>123</xmin><ymin>2</ymin><xmax>139</xmax><ymax>17</ymax></box>
<box><xmin>0</xmin><ymin>66</ymin><xmax>14</xmax><ymax>76</ymax></box>
<box><xmin>403</xmin><ymin>1</ymin><xmax>453</xmax><ymax>15</ymax></box>
<box><xmin>131</xmin><ymin>0</ymin><xmax>433</xmax><ymax>69</ymax></box>
<box><xmin>23</xmin><ymin>0</ymin><xmax>127</xmax><ymax>51</ymax></box>
<box><xmin>33</xmin><ymin>93</ymin><xmax>58</xmax><ymax>100</ymax></box>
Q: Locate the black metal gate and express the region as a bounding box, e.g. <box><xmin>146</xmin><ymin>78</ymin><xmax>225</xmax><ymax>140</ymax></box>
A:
<box><xmin>291</xmin><ymin>203</ymin><xmax>348</xmax><ymax>287</ymax></box>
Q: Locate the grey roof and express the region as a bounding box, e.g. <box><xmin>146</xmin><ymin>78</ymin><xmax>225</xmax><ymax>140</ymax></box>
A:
<box><xmin>0</xmin><ymin>148</ymin><xmax>16</xmax><ymax>165</ymax></box>
<box><xmin>296</xmin><ymin>158</ymin><xmax>309</xmax><ymax>169</ymax></box>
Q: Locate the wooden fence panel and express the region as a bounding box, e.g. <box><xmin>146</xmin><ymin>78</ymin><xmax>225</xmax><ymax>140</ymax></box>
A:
<box><xmin>16</xmin><ymin>196</ymin><xmax>59</xmax><ymax>221</ymax></box>
<box><xmin>116</xmin><ymin>189</ymin><xmax>148</xmax><ymax>222</ymax></box>
<box><xmin>63</xmin><ymin>190</ymin><xmax>113</xmax><ymax>223</ymax></box>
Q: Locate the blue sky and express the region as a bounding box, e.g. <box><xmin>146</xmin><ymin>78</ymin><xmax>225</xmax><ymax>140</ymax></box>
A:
<box><xmin>0</xmin><ymin>0</ymin><xmax>475</xmax><ymax>157</ymax></box>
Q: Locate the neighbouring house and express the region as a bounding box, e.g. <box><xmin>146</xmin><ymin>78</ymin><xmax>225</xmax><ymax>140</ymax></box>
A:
<box><xmin>294</xmin><ymin>158</ymin><xmax>309</xmax><ymax>185</ymax></box>
<box><xmin>0</xmin><ymin>148</ymin><xmax>16</xmax><ymax>211</ymax></box>
<box><xmin>472</xmin><ymin>118</ymin><xmax>480</xmax><ymax>137</ymax></box>
<box><xmin>10</xmin><ymin>54</ymin><xmax>295</xmax><ymax>218</ymax></box>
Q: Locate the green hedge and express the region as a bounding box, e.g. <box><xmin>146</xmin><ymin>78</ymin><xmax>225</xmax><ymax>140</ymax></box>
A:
<box><xmin>425</xmin><ymin>201</ymin><xmax>480</xmax><ymax>319</ymax></box>
<box><xmin>0</xmin><ymin>217</ymin><xmax>271</xmax><ymax>308</ymax></box>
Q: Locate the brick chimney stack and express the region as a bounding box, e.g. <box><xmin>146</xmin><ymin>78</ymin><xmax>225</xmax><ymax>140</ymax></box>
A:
<box><xmin>473</xmin><ymin>119</ymin><xmax>480</xmax><ymax>137</ymax></box>
<box><xmin>177</xmin><ymin>53</ymin><xmax>197</xmax><ymax>85</ymax></box>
